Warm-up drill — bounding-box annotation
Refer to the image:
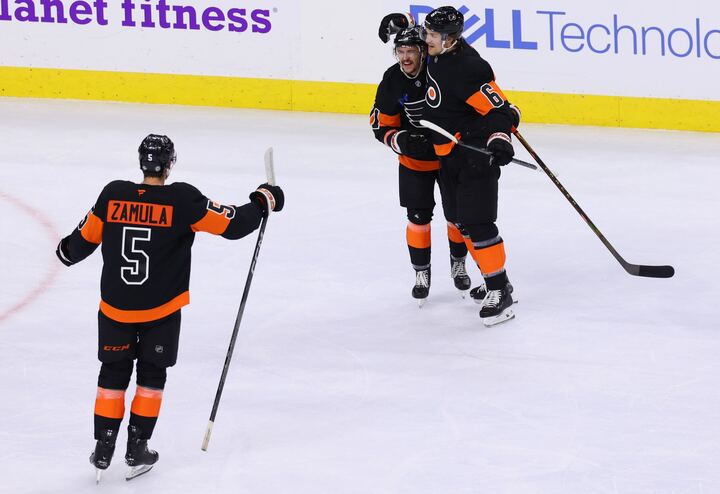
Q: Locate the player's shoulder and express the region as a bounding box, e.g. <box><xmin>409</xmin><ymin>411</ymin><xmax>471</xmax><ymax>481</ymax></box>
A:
<box><xmin>99</xmin><ymin>180</ymin><xmax>134</xmax><ymax>196</ymax></box>
<box><xmin>456</xmin><ymin>43</ymin><xmax>494</xmax><ymax>80</ymax></box>
<box><xmin>166</xmin><ymin>181</ymin><xmax>204</xmax><ymax>199</ymax></box>
<box><xmin>380</xmin><ymin>63</ymin><xmax>407</xmax><ymax>87</ymax></box>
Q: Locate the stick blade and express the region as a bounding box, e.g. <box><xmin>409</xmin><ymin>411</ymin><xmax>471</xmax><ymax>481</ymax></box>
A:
<box><xmin>623</xmin><ymin>262</ymin><xmax>675</xmax><ymax>278</ymax></box>
<box><xmin>636</xmin><ymin>264</ymin><xmax>675</xmax><ymax>278</ymax></box>
<box><xmin>264</xmin><ymin>147</ymin><xmax>275</xmax><ymax>185</ymax></box>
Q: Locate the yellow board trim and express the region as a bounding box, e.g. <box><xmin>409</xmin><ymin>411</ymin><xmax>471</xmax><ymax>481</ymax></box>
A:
<box><xmin>1</xmin><ymin>66</ymin><xmax>718</xmax><ymax>132</ymax></box>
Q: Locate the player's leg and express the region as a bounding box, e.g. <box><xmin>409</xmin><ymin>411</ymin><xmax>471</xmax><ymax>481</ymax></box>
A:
<box><xmin>399</xmin><ymin>165</ymin><xmax>436</xmax><ymax>303</ymax></box>
<box><xmin>457</xmin><ymin>166</ymin><xmax>514</xmax><ymax>325</ymax></box>
<box><xmin>92</xmin><ymin>312</ymin><xmax>137</xmax><ymax>472</ymax></box>
<box><xmin>436</xmin><ymin>160</ymin><xmax>474</xmax><ymax>294</ymax></box>
<box><xmin>125</xmin><ymin>310</ymin><xmax>181</xmax><ymax>475</ymax></box>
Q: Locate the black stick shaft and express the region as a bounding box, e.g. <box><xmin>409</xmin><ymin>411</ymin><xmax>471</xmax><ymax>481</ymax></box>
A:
<box><xmin>202</xmin><ymin>212</ymin><xmax>269</xmax><ymax>450</ymax></box>
<box><xmin>514</xmin><ymin>130</ymin><xmax>674</xmax><ymax>278</ymax></box>
<box><xmin>457</xmin><ymin>141</ymin><xmax>537</xmax><ymax>170</ymax></box>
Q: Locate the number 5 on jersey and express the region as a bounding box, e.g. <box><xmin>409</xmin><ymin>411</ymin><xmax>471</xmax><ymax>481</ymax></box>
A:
<box><xmin>121</xmin><ymin>227</ymin><xmax>151</xmax><ymax>285</ymax></box>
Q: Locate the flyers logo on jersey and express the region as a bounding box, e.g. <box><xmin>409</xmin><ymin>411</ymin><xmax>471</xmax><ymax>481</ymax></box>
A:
<box><xmin>107</xmin><ymin>200</ymin><xmax>174</xmax><ymax>227</ymax></box>
<box><xmin>425</xmin><ymin>68</ymin><xmax>442</xmax><ymax>108</ymax></box>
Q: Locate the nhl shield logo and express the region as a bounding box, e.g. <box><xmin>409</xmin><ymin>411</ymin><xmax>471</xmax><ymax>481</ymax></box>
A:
<box><xmin>426</xmin><ymin>68</ymin><xmax>442</xmax><ymax>108</ymax></box>
<box><xmin>155</xmin><ymin>345</ymin><xmax>164</xmax><ymax>354</ymax></box>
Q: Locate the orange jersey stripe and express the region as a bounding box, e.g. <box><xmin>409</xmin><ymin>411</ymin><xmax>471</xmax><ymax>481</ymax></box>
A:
<box><xmin>378</xmin><ymin>112</ymin><xmax>401</xmax><ymax>127</ymax></box>
<box><xmin>191</xmin><ymin>209</ymin><xmax>230</xmax><ymax>235</ymax></box>
<box><xmin>469</xmin><ymin>241</ymin><xmax>506</xmax><ymax>276</ymax></box>
<box><xmin>406</xmin><ymin>223</ymin><xmax>431</xmax><ymax>249</ymax></box>
<box><xmin>131</xmin><ymin>386</ymin><xmax>163</xmax><ymax>418</ymax></box>
<box><xmin>447</xmin><ymin>222</ymin><xmax>464</xmax><ymax>243</ymax></box>
<box><xmin>94</xmin><ymin>387</ymin><xmax>126</xmax><ymax>419</ymax></box>
<box><xmin>399</xmin><ymin>155</ymin><xmax>440</xmax><ymax>172</ymax></box>
<box><xmin>100</xmin><ymin>291</ymin><xmax>189</xmax><ymax>323</ymax></box>
<box><xmin>466</xmin><ymin>81</ymin><xmax>508</xmax><ymax>116</ymax></box>
<box><xmin>80</xmin><ymin>212</ymin><xmax>104</xmax><ymax>244</ymax></box>
<box><xmin>433</xmin><ymin>141</ymin><xmax>456</xmax><ymax>157</ymax></box>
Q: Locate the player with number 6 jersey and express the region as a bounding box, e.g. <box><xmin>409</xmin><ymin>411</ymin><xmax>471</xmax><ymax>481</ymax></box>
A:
<box><xmin>56</xmin><ymin>134</ymin><xmax>284</xmax><ymax>481</ymax></box>
<box><xmin>421</xmin><ymin>6</ymin><xmax>520</xmax><ymax>326</ymax></box>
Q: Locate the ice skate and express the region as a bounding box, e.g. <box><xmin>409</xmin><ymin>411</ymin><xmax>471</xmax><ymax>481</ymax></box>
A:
<box><xmin>412</xmin><ymin>268</ymin><xmax>430</xmax><ymax>307</ymax></box>
<box><xmin>470</xmin><ymin>281</ymin><xmax>515</xmax><ymax>306</ymax></box>
<box><xmin>450</xmin><ymin>256</ymin><xmax>471</xmax><ymax>296</ymax></box>
<box><xmin>125</xmin><ymin>425</ymin><xmax>159</xmax><ymax>481</ymax></box>
<box><xmin>479</xmin><ymin>287</ymin><xmax>515</xmax><ymax>326</ymax></box>
<box><xmin>90</xmin><ymin>429</ymin><xmax>117</xmax><ymax>484</ymax></box>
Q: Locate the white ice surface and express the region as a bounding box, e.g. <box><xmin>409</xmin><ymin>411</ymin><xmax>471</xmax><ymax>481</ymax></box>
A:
<box><xmin>0</xmin><ymin>98</ymin><xmax>719</xmax><ymax>494</ymax></box>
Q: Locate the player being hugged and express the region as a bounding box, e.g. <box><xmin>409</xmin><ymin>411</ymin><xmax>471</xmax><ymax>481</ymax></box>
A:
<box><xmin>370</xmin><ymin>25</ymin><xmax>472</xmax><ymax>306</ymax></box>
<box><xmin>56</xmin><ymin>134</ymin><xmax>284</xmax><ymax>481</ymax></box>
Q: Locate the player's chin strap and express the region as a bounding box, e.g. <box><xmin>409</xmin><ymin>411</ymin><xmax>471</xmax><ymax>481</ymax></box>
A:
<box><xmin>440</xmin><ymin>36</ymin><xmax>458</xmax><ymax>55</ymax></box>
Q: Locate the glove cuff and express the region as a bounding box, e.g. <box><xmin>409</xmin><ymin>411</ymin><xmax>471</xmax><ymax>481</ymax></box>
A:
<box><xmin>56</xmin><ymin>239</ymin><xmax>74</xmax><ymax>266</ymax></box>
<box><xmin>488</xmin><ymin>132</ymin><xmax>512</xmax><ymax>146</ymax></box>
<box><xmin>389</xmin><ymin>130</ymin><xmax>406</xmax><ymax>155</ymax></box>
<box><xmin>253</xmin><ymin>188</ymin><xmax>276</xmax><ymax>214</ymax></box>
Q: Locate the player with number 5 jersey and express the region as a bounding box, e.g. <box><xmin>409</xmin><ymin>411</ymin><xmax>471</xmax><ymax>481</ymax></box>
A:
<box><xmin>55</xmin><ymin>134</ymin><xmax>284</xmax><ymax>481</ymax></box>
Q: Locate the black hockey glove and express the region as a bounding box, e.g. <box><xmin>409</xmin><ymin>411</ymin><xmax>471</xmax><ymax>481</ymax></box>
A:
<box><xmin>487</xmin><ymin>132</ymin><xmax>514</xmax><ymax>167</ymax></box>
<box><xmin>55</xmin><ymin>237</ymin><xmax>75</xmax><ymax>266</ymax></box>
<box><xmin>250</xmin><ymin>183</ymin><xmax>284</xmax><ymax>214</ymax></box>
<box><xmin>390</xmin><ymin>130</ymin><xmax>434</xmax><ymax>158</ymax></box>
<box><xmin>378</xmin><ymin>13</ymin><xmax>413</xmax><ymax>43</ymax></box>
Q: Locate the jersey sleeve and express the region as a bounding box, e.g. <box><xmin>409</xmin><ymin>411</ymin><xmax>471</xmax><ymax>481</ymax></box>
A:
<box><xmin>458</xmin><ymin>58</ymin><xmax>515</xmax><ymax>136</ymax></box>
<box><xmin>184</xmin><ymin>185</ymin><xmax>263</xmax><ymax>240</ymax></box>
<box><xmin>370</xmin><ymin>68</ymin><xmax>404</xmax><ymax>150</ymax></box>
<box><xmin>56</xmin><ymin>186</ymin><xmax>109</xmax><ymax>266</ymax></box>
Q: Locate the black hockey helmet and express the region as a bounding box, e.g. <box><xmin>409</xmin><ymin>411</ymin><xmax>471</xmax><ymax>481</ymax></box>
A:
<box><xmin>394</xmin><ymin>26</ymin><xmax>426</xmax><ymax>48</ymax></box>
<box><xmin>138</xmin><ymin>134</ymin><xmax>176</xmax><ymax>174</ymax></box>
<box><xmin>423</xmin><ymin>6</ymin><xmax>464</xmax><ymax>36</ymax></box>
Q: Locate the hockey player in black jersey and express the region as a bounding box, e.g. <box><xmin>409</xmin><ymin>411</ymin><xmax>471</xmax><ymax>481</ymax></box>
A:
<box><xmin>420</xmin><ymin>6</ymin><xmax>519</xmax><ymax>326</ymax></box>
<box><xmin>56</xmin><ymin>134</ymin><xmax>284</xmax><ymax>481</ymax></box>
<box><xmin>370</xmin><ymin>26</ymin><xmax>471</xmax><ymax>306</ymax></box>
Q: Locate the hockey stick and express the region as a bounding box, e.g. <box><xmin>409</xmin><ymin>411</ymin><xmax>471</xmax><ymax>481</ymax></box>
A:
<box><xmin>201</xmin><ymin>147</ymin><xmax>276</xmax><ymax>451</ymax></box>
<box><xmin>419</xmin><ymin>119</ymin><xmax>537</xmax><ymax>170</ymax></box>
<box><xmin>513</xmin><ymin>130</ymin><xmax>675</xmax><ymax>278</ymax></box>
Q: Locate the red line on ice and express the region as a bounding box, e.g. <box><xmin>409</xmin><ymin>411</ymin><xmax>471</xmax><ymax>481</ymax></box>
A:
<box><xmin>0</xmin><ymin>190</ymin><xmax>62</xmax><ymax>325</ymax></box>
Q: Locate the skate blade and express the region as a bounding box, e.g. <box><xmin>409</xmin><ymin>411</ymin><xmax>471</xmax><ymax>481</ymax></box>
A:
<box><xmin>95</xmin><ymin>469</ymin><xmax>103</xmax><ymax>484</ymax></box>
<box><xmin>481</xmin><ymin>308</ymin><xmax>515</xmax><ymax>327</ymax></box>
<box><xmin>417</xmin><ymin>298</ymin><xmax>427</xmax><ymax>308</ymax></box>
<box><xmin>126</xmin><ymin>464</ymin><xmax>154</xmax><ymax>481</ymax></box>
<box><xmin>474</xmin><ymin>297</ymin><xmax>519</xmax><ymax>307</ymax></box>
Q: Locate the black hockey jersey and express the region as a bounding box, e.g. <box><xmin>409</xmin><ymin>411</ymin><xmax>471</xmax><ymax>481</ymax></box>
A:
<box><xmin>57</xmin><ymin>180</ymin><xmax>263</xmax><ymax>323</ymax></box>
<box><xmin>424</xmin><ymin>39</ymin><xmax>515</xmax><ymax>157</ymax></box>
<box><xmin>370</xmin><ymin>63</ymin><xmax>440</xmax><ymax>171</ymax></box>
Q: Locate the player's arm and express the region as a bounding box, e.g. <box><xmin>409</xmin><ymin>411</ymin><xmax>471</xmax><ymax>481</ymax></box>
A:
<box><xmin>370</xmin><ymin>76</ymin><xmax>403</xmax><ymax>147</ymax></box>
<box><xmin>189</xmin><ymin>184</ymin><xmax>284</xmax><ymax>240</ymax></box>
<box><xmin>461</xmin><ymin>61</ymin><xmax>519</xmax><ymax>166</ymax></box>
<box><xmin>371</xmin><ymin>77</ymin><xmax>433</xmax><ymax>159</ymax></box>
<box><xmin>55</xmin><ymin>190</ymin><xmax>105</xmax><ymax>266</ymax></box>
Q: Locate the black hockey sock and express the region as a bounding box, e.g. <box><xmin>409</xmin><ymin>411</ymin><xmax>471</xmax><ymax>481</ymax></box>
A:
<box><xmin>128</xmin><ymin>413</ymin><xmax>158</xmax><ymax>440</ymax></box>
<box><xmin>485</xmin><ymin>271</ymin><xmax>509</xmax><ymax>291</ymax></box>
